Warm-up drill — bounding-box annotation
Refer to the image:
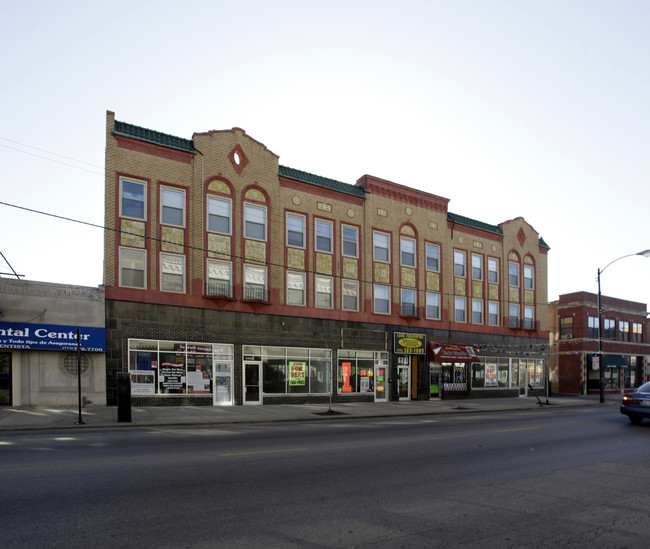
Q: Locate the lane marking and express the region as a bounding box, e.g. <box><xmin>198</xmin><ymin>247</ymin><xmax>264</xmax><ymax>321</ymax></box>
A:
<box><xmin>494</xmin><ymin>426</ymin><xmax>541</xmax><ymax>433</ymax></box>
<box><xmin>221</xmin><ymin>447</ymin><xmax>308</xmax><ymax>457</ymax></box>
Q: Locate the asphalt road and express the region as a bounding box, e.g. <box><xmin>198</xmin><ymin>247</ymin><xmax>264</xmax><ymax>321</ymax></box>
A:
<box><xmin>1</xmin><ymin>406</ymin><xmax>648</xmax><ymax>548</ymax></box>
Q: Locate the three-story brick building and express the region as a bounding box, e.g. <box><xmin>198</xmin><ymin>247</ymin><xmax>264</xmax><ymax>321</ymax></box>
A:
<box><xmin>104</xmin><ymin>111</ymin><xmax>550</xmax><ymax>406</ymax></box>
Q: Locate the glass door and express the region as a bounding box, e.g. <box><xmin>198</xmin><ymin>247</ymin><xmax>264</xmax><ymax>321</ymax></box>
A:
<box><xmin>397</xmin><ymin>355</ymin><xmax>410</xmax><ymax>400</ymax></box>
<box><xmin>375</xmin><ymin>364</ymin><xmax>387</xmax><ymax>402</ymax></box>
<box><xmin>519</xmin><ymin>363</ymin><xmax>528</xmax><ymax>397</ymax></box>
<box><xmin>244</xmin><ymin>361</ymin><xmax>262</xmax><ymax>405</ymax></box>
<box><xmin>213</xmin><ymin>362</ymin><xmax>232</xmax><ymax>406</ymax></box>
<box><xmin>0</xmin><ymin>353</ymin><xmax>11</xmax><ymax>405</ymax></box>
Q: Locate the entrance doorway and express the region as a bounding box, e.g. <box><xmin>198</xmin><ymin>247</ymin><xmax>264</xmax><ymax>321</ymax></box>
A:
<box><xmin>0</xmin><ymin>353</ymin><xmax>11</xmax><ymax>406</ymax></box>
<box><xmin>429</xmin><ymin>366</ymin><xmax>441</xmax><ymax>398</ymax></box>
<box><xmin>243</xmin><ymin>361</ymin><xmax>262</xmax><ymax>405</ymax></box>
<box><xmin>397</xmin><ymin>355</ymin><xmax>410</xmax><ymax>400</ymax></box>
<box><xmin>213</xmin><ymin>362</ymin><xmax>232</xmax><ymax>405</ymax></box>
<box><xmin>519</xmin><ymin>364</ymin><xmax>528</xmax><ymax>397</ymax></box>
<box><xmin>375</xmin><ymin>364</ymin><xmax>387</xmax><ymax>402</ymax></box>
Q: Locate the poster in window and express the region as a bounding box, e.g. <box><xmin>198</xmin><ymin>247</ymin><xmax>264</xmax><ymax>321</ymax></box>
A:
<box><xmin>160</xmin><ymin>362</ymin><xmax>185</xmax><ymax>393</ymax></box>
<box><xmin>485</xmin><ymin>363</ymin><xmax>498</xmax><ymax>387</ymax></box>
<box><xmin>130</xmin><ymin>372</ymin><xmax>155</xmax><ymax>395</ymax></box>
<box><xmin>289</xmin><ymin>361</ymin><xmax>306</xmax><ymax>386</ymax></box>
<box><xmin>341</xmin><ymin>362</ymin><xmax>352</xmax><ymax>392</ymax></box>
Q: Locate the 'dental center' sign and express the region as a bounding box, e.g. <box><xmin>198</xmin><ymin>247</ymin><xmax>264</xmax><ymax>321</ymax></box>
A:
<box><xmin>0</xmin><ymin>322</ymin><xmax>106</xmax><ymax>352</ymax></box>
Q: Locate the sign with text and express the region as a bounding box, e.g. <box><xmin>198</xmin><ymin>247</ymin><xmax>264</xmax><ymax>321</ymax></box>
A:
<box><xmin>394</xmin><ymin>332</ymin><xmax>426</xmax><ymax>355</ymax></box>
<box><xmin>0</xmin><ymin>322</ymin><xmax>106</xmax><ymax>352</ymax></box>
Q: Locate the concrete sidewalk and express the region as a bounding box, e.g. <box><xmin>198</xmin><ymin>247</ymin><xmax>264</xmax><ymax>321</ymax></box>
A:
<box><xmin>0</xmin><ymin>394</ymin><xmax>621</xmax><ymax>432</ymax></box>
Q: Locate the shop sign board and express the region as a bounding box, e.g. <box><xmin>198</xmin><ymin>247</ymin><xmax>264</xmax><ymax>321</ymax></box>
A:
<box><xmin>0</xmin><ymin>321</ymin><xmax>106</xmax><ymax>352</ymax></box>
<box><xmin>394</xmin><ymin>332</ymin><xmax>426</xmax><ymax>355</ymax></box>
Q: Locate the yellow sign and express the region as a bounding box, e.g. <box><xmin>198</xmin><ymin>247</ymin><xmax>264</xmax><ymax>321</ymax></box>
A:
<box><xmin>394</xmin><ymin>332</ymin><xmax>426</xmax><ymax>355</ymax></box>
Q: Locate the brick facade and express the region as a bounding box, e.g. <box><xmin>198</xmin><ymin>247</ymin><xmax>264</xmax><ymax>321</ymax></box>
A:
<box><xmin>104</xmin><ymin>111</ymin><xmax>550</xmax><ymax>406</ymax></box>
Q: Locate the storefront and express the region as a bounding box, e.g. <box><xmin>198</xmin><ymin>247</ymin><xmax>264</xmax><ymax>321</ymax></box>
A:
<box><xmin>337</xmin><ymin>350</ymin><xmax>389</xmax><ymax>402</ymax></box>
<box><xmin>0</xmin><ymin>279</ymin><xmax>106</xmax><ymax>407</ymax></box>
<box><xmin>128</xmin><ymin>339</ymin><xmax>234</xmax><ymax>405</ymax></box>
<box><xmin>428</xmin><ymin>343</ymin><xmax>545</xmax><ymax>398</ymax></box>
<box><xmin>586</xmin><ymin>353</ymin><xmax>633</xmax><ymax>392</ymax></box>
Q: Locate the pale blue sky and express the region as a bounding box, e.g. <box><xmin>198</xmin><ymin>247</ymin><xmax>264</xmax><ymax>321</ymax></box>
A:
<box><xmin>1</xmin><ymin>0</ymin><xmax>649</xmax><ymax>308</ymax></box>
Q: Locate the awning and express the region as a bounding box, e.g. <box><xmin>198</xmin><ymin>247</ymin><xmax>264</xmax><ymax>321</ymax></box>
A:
<box><xmin>428</xmin><ymin>343</ymin><xmax>478</xmax><ymax>362</ymax></box>
<box><xmin>592</xmin><ymin>354</ymin><xmax>628</xmax><ymax>367</ymax></box>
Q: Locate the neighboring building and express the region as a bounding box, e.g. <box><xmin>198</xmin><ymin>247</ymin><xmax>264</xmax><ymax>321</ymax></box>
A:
<box><xmin>0</xmin><ymin>279</ymin><xmax>106</xmax><ymax>406</ymax></box>
<box><xmin>549</xmin><ymin>292</ymin><xmax>650</xmax><ymax>395</ymax></box>
<box><xmin>104</xmin><ymin>111</ymin><xmax>550</xmax><ymax>407</ymax></box>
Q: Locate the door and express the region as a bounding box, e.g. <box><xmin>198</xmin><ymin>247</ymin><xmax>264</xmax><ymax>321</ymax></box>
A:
<box><xmin>375</xmin><ymin>364</ymin><xmax>387</xmax><ymax>402</ymax></box>
<box><xmin>213</xmin><ymin>362</ymin><xmax>233</xmax><ymax>406</ymax></box>
<box><xmin>519</xmin><ymin>364</ymin><xmax>528</xmax><ymax>397</ymax></box>
<box><xmin>0</xmin><ymin>353</ymin><xmax>11</xmax><ymax>405</ymax></box>
<box><xmin>397</xmin><ymin>355</ymin><xmax>410</xmax><ymax>400</ymax></box>
<box><xmin>243</xmin><ymin>361</ymin><xmax>262</xmax><ymax>405</ymax></box>
<box><xmin>429</xmin><ymin>366</ymin><xmax>440</xmax><ymax>398</ymax></box>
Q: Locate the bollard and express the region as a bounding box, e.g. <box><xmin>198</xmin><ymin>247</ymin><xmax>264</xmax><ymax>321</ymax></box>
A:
<box><xmin>117</xmin><ymin>372</ymin><xmax>132</xmax><ymax>422</ymax></box>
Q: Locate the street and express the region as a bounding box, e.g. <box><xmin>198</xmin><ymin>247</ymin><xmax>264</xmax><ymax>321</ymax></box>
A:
<box><xmin>1</xmin><ymin>406</ymin><xmax>648</xmax><ymax>548</ymax></box>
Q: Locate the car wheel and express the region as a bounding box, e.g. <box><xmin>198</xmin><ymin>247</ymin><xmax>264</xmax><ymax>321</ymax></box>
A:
<box><xmin>629</xmin><ymin>416</ymin><xmax>643</xmax><ymax>425</ymax></box>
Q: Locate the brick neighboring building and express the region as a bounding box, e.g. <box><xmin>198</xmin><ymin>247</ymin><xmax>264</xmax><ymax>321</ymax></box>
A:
<box><xmin>549</xmin><ymin>292</ymin><xmax>650</xmax><ymax>395</ymax></box>
<box><xmin>104</xmin><ymin>111</ymin><xmax>550</xmax><ymax>407</ymax></box>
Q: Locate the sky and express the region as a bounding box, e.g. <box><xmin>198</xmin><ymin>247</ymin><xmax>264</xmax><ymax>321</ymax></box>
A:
<box><xmin>1</xmin><ymin>0</ymin><xmax>649</xmax><ymax>310</ymax></box>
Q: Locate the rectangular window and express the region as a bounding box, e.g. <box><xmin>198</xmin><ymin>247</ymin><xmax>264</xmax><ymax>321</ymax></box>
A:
<box><xmin>471</xmin><ymin>254</ymin><xmax>483</xmax><ymax>280</ymax></box>
<box><xmin>315</xmin><ymin>220</ymin><xmax>332</xmax><ymax>253</ymax></box>
<box><xmin>454</xmin><ymin>297</ymin><xmax>466</xmax><ymax>322</ymax></box>
<box><xmin>206</xmin><ymin>259</ymin><xmax>232</xmax><ymax>298</ymax></box>
<box><xmin>488</xmin><ymin>301</ymin><xmax>499</xmax><ymax>326</ymax></box>
<box><xmin>633</xmin><ymin>322</ymin><xmax>643</xmax><ymax>343</ymax></box>
<box><xmin>487</xmin><ymin>258</ymin><xmax>499</xmax><ymax>283</ymax></box>
<box><xmin>509</xmin><ymin>262</ymin><xmax>520</xmax><ymax>286</ymax></box>
<box><xmin>286</xmin><ymin>213</ymin><xmax>305</xmax><ymax>248</ymax></box>
<box><xmin>509</xmin><ymin>304</ymin><xmax>520</xmax><ymax>328</ymax></box>
<box><xmin>588</xmin><ymin>316</ymin><xmax>599</xmax><ymax>339</ymax></box>
<box><xmin>120</xmin><ymin>178</ymin><xmax>146</xmax><ymax>220</ymax></box>
<box><xmin>342</xmin><ymin>225</ymin><xmax>358</xmax><ymax>257</ymax></box>
<box><xmin>426</xmin><ymin>292</ymin><xmax>440</xmax><ymax>319</ymax></box>
<box><xmin>374</xmin><ymin>284</ymin><xmax>390</xmax><ymax>314</ymax></box>
<box><xmin>488</xmin><ymin>257</ymin><xmax>499</xmax><ymax>284</ymax></box>
<box><xmin>342</xmin><ymin>279</ymin><xmax>359</xmax><ymax>312</ymax></box>
<box><xmin>619</xmin><ymin>320</ymin><xmax>630</xmax><ymax>342</ymax></box>
<box><xmin>315</xmin><ymin>276</ymin><xmax>333</xmax><ymax>308</ymax></box>
<box><xmin>560</xmin><ymin>317</ymin><xmax>573</xmax><ymax>338</ymax></box>
<box><xmin>120</xmin><ymin>247</ymin><xmax>146</xmax><ymax>289</ymax></box>
<box><xmin>337</xmin><ymin>350</ymin><xmax>388</xmax><ymax>394</ymax></box>
<box><xmin>425</xmin><ymin>243</ymin><xmax>440</xmax><ymax>272</ymax></box>
<box><xmin>524</xmin><ymin>306</ymin><xmax>535</xmax><ymax>329</ymax></box>
<box><xmin>160</xmin><ymin>253</ymin><xmax>185</xmax><ymax>293</ymax></box>
<box><xmin>244</xmin><ymin>204</ymin><xmax>266</xmax><ymax>240</ymax></box>
<box><xmin>400</xmin><ymin>237</ymin><xmax>416</xmax><ymax>267</ymax></box>
<box><xmin>472</xmin><ymin>299</ymin><xmax>483</xmax><ymax>324</ymax></box>
<box><xmin>243</xmin><ymin>264</ymin><xmax>267</xmax><ymax>301</ymax></box>
<box><xmin>604</xmin><ymin>318</ymin><xmax>616</xmax><ymax>340</ymax></box>
<box><xmin>524</xmin><ymin>265</ymin><xmax>534</xmax><ymax>290</ymax></box>
<box><xmin>207</xmin><ymin>196</ymin><xmax>231</xmax><ymax>234</ymax></box>
<box><xmin>373</xmin><ymin>231</ymin><xmax>390</xmax><ymax>262</ymax></box>
<box><xmin>454</xmin><ymin>250</ymin><xmax>466</xmax><ymax>277</ymax></box>
<box><xmin>286</xmin><ymin>272</ymin><xmax>306</xmax><ymax>306</ymax></box>
<box><xmin>401</xmin><ymin>288</ymin><xmax>416</xmax><ymax>317</ymax></box>
<box><xmin>161</xmin><ymin>187</ymin><xmax>185</xmax><ymax>227</ymax></box>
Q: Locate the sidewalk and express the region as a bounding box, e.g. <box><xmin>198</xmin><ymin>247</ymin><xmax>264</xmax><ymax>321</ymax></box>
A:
<box><xmin>0</xmin><ymin>394</ymin><xmax>621</xmax><ymax>432</ymax></box>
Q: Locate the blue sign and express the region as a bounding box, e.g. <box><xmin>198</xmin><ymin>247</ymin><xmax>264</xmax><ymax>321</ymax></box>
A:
<box><xmin>0</xmin><ymin>322</ymin><xmax>106</xmax><ymax>352</ymax></box>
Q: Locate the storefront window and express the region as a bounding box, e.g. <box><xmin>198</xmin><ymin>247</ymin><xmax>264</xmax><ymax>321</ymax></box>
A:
<box><xmin>128</xmin><ymin>339</ymin><xmax>233</xmax><ymax>396</ymax></box>
<box><xmin>244</xmin><ymin>345</ymin><xmax>331</xmax><ymax>395</ymax></box>
<box><xmin>471</xmin><ymin>358</ymin><xmax>511</xmax><ymax>389</ymax></box>
<box><xmin>337</xmin><ymin>350</ymin><xmax>388</xmax><ymax>394</ymax></box>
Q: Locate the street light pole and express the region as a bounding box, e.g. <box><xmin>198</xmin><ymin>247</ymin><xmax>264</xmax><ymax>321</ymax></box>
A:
<box><xmin>597</xmin><ymin>249</ymin><xmax>650</xmax><ymax>404</ymax></box>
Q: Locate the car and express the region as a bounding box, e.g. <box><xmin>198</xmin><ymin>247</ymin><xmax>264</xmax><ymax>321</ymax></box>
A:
<box><xmin>620</xmin><ymin>381</ymin><xmax>650</xmax><ymax>424</ymax></box>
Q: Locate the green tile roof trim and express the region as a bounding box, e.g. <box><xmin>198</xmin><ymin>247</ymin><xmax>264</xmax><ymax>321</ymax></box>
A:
<box><xmin>448</xmin><ymin>212</ymin><xmax>550</xmax><ymax>249</ymax></box>
<box><xmin>113</xmin><ymin>120</ymin><xmax>195</xmax><ymax>153</ymax></box>
<box><xmin>279</xmin><ymin>165</ymin><xmax>365</xmax><ymax>198</ymax></box>
<box><xmin>447</xmin><ymin>212</ymin><xmax>503</xmax><ymax>236</ymax></box>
